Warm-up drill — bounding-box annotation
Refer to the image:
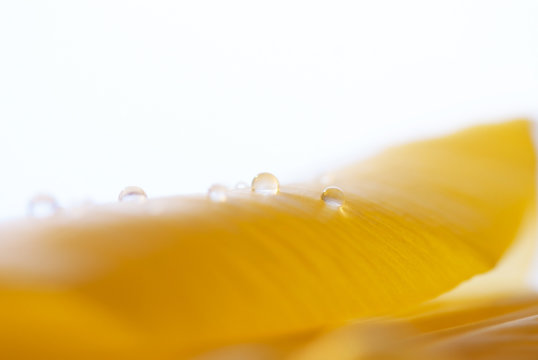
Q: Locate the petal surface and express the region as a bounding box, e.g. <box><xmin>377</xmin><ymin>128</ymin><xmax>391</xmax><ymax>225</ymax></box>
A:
<box><xmin>289</xmin><ymin>293</ymin><xmax>538</xmax><ymax>360</ymax></box>
<box><xmin>0</xmin><ymin>120</ymin><xmax>535</xmax><ymax>358</ymax></box>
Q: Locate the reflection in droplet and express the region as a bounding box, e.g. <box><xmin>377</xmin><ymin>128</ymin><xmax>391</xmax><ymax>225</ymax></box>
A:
<box><xmin>321</xmin><ymin>186</ymin><xmax>345</xmax><ymax>208</ymax></box>
<box><xmin>208</xmin><ymin>184</ymin><xmax>228</xmax><ymax>202</ymax></box>
<box><xmin>251</xmin><ymin>172</ymin><xmax>279</xmax><ymax>195</ymax></box>
<box><xmin>27</xmin><ymin>194</ymin><xmax>60</xmax><ymax>218</ymax></box>
<box><xmin>118</xmin><ymin>186</ymin><xmax>148</xmax><ymax>203</ymax></box>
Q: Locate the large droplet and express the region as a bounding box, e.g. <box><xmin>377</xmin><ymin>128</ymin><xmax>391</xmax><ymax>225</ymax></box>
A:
<box><xmin>208</xmin><ymin>184</ymin><xmax>228</xmax><ymax>202</ymax></box>
<box><xmin>251</xmin><ymin>172</ymin><xmax>279</xmax><ymax>195</ymax></box>
<box><xmin>118</xmin><ymin>186</ymin><xmax>147</xmax><ymax>203</ymax></box>
<box><xmin>321</xmin><ymin>186</ymin><xmax>345</xmax><ymax>208</ymax></box>
<box><xmin>27</xmin><ymin>194</ymin><xmax>60</xmax><ymax>218</ymax></box>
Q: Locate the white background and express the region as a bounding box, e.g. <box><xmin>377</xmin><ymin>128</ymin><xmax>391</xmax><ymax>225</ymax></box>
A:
<box><xmin>0</xmin><ymin>1</ymin><xmax>537</xmax><ymax>220</ymax></box>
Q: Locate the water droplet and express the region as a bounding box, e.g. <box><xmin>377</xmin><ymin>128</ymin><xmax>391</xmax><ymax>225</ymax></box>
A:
<box><xmin>118</xmin><ymin>186</ymin><xmax>147</xmax><ymax>203</ymax></box>
<box><xmin>27</xmin><ymin>194</ymin><xmax>60</xmax><ymax>218</ymax></box>
<box><xmin>251</xmin><ymin>172</ymin><xmax>279</xmax><ymax>195</ymax></box>
<box><xmin>234</xmin><ymin>181</ymin><xmax>249</xmax><ymax>190</ymax></box>
<box><xmin>321</xmin><ymin>186</ymin><xmax>345</xmax><ymax>208</ymax></box>
<box><xmin>208</xmin><ymin>184</ymin><xmax>228</xmax><ymax>202</ymax></box>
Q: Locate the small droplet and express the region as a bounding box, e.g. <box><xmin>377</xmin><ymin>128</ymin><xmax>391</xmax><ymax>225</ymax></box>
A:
<box><xmin>321</xmin><ymin>186</ymin><xmax>345</xmax><ymax>208</ymax></box>
<box><xmin>234</xmin><ymin>181</ymin><xmax>249</xmax><ymax>190</ymax></box>
<box><xmin>27</xmin><ymin>194</ymin><xmax>60</xmax><ymax>218</ymax></box>
<box><xmin>118</xmin><ymin>186</ymin><xmax>147</xmax><ymax>203</ymax></box>
<box><xmin>251</xmin><ymin>172</ymin><xmax>279</xmax><ymax>195</ymax></box>
<box><xmin>208</xmin><ymin>184</ymin><xmax>228</xmax><ymax>202</ymax></box>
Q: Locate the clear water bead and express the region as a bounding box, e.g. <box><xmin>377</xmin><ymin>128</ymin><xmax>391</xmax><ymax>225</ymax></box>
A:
<box><xmin>208</xmin><ymin>184</ymin><xmax>228</xmax><ymax>202</ymax></box>
<box><xmin>118</xmin><ymin>186</ymin><xmax>148</xmax><ymax>202</ymax></box>
<box><xmin>251</xmin><ymin>172</ymin><xmax>279</xmax><ymax>195</ymax></box>
<box><xmin>321</xmin><ymin>186</ymin><xmax>345</xmax><ymax>208</ymax></box>
<box><xmin>234</xmin><ymin>181</ymin><xmax>249</xmax><ymax>190</ymax></box>
<box><xmin>27</xmin><ymin>194</ymin><xmax>60</xmax><ymax>218</ymax></box>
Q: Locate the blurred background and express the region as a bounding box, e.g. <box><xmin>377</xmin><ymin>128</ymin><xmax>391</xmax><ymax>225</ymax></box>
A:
<box><xmin>0</xmin><ymin>0</ymin><xmax>537</xmax><ymax>222</ymax></box>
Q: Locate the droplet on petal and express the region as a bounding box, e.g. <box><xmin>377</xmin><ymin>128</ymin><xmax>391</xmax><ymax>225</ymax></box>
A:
<box><xmin>208</xmin><ymin>184</ymin><xmax>228</xmax><ymax>202</ymax></box>
<box><xmin>251</xmin><ymin>172</ymin><xmax>279</xmax><ymax>195</ymax></box>
<box><xmin>234</xmin><ymin>181</ymin><xmax>249</xmax><ymax>190</ymax></box>
<box><xmin>27</xmin><ymin>194</ymin><xmax>60</xmax><ymax>218</ymax></box>
<box><xmin>118</xmin><ymin>186</ymin><xmax>147</xmax><ymax>203</ymax></box>
<box><xmin>321</xmin><ymin>186</ymin><xmax>345</xmax><ymax>208</ymax></box>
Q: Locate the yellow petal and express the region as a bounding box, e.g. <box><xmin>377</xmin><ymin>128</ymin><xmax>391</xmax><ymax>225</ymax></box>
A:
<box><xmin>289</xmin><ymin>293</ymin><xmax>538</xmax><ymax>360</ymax></box>
<box><xmin>408</xmin><ymin>294</ymin><xmax>538</xmax><ymax>360</ymax></box>
<box><xmin>433</xmin><ymin>203</ymin><xmax>537</xmax><ymax>301</ymax></box>
<box><xmin>0</xmin><ymin>120</ymin><xmax>534</xmax><ymax>358</ymax></box>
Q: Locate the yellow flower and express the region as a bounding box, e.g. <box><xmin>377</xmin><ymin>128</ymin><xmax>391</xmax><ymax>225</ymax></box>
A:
<box><xmin>0</xmin><ymin>120</ymin><xmax>535</xmax><ymax>359</ymax></box>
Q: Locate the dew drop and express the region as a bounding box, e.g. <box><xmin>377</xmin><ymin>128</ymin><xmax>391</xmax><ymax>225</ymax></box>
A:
<box><xmin>251</xmin><ymin>172</ymin><xmax>279</xmax><ymax>195</ymax></box>
<box><xmin>27</xmin><ymin>194</ymin><xmax>60</xmax><ymax>218</ymax></box>
<box><xmin>321</xmin><ymin>186</ymin><xmax>345</xmax><ymax>208</ymax></box>
<box><xmin>208</xmin><ymin>184</ymin><xmax>228</xmax><ymax>202</ymax></box>
<box><xmin>118</xmin><ymin>186</ymin><xmax>148</xmax><ymax>203</ymax></box>
<box><xmin>234</xmin><ymin>181</ymin><xmax>249</xmax><ymax>190</ymax></box>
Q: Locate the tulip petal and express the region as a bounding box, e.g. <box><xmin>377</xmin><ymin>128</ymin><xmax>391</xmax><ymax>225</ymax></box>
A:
<box><xmin>289</xmin><ymin>294</ymin><xmax>538</xmax><ymax>360</ymax></box>
<box><xmin>0</xmin><ymin>120</ymin><xmax>535</xmax><ymax>358</ymax></box>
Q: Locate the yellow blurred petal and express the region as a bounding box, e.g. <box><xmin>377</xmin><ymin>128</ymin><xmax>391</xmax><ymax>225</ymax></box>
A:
<box><xmin>289</xmin><ymin>293</ymin><xmax>538</xmax><ymax>360</ymax></box>
<box><xmin>412</xmin><ymin>295</ymin><xmax>538</xmax><ymax>360</ymax></box>
<box><xmin>433</xmin><ymin>204</ymin><xmax>536</xmax><ymax>301</ymax></box>
<box><xmin>0</xmin><ymin>120</ymin><xmax>535</xmax><ymax>358</ymax></box>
